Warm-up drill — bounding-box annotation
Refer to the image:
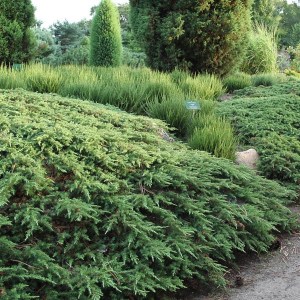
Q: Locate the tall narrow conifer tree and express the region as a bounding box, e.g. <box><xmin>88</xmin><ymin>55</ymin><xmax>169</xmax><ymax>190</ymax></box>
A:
<box><xmin>90</xmin><ymin>0</ymin><xmax>122</xmax><ymax>67</ymax></box>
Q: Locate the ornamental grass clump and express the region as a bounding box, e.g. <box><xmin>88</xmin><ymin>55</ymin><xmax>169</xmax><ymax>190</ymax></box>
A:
<box><xmin>0</xmin><ymin>89</ymin><xmax>298</xmax><ymax>299</ymax></box>
<box><xmin>25</xmin><ymin>63</ymin><xmax>64</xmax><ymax>93</ymax></box>
<box><xmin>178</xmin><ymin>74</ymin><xmax>224</xmax><ymax>100</ymax></box>
<box><xmin>0</xmin><ymin>65</ymin><xmax>25</xmax><ymax>89</ymax></box>
<box><xmin>241</xmin><ymin>24</ymin><xmax>278</xmax><ymax>74</ymax></box>
<box><xmin>251</xmin><ymin>73</ymin><xmax>284</xmax><ymax>87</ymax></box>
<box><xmin>188</xmin><ymin>115</ymin><xmax>237</xmax><ymax>160</ymax></box>
<box><xmin>223</xmin><ymin>72</ymin><xmax>252</xmax><ymax>92</ymax></box>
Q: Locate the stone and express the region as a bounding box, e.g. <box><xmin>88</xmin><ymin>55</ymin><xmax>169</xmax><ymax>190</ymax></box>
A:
<box><xmin>235</xmin><ymin>148</ymin><xmax>259</xmax><ymax>170</ymax></box>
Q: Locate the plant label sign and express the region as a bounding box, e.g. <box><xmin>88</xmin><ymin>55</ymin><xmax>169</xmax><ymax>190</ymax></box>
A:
<box><xmin>12</xmin><ymin>64</ymin><xmax>23</xmax><ymax>71</ymax></box>
<box><xmin>185</xmin><ymin>101</ymin><xmax>200</xmax><ymax>110</ymax></box>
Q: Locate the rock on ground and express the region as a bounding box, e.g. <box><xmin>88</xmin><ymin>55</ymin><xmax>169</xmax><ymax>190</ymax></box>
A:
<box><xmin>235</xmin><ymin>149</ymin><xmax>259</xmax><ymax>170</ymax></box>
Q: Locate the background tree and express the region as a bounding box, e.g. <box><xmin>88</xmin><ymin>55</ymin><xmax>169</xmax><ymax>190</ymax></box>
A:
<box><xmin>0</xmin><ymin>0</ymin><xmax>35</xmax><ymax>65</ymax></box>
<box><xmin>129</xmin><ymin>0</ymin><xmax>252</xmax><ymax>76</ymax></box>
<box><xmin>279</xmin><ymin>2</ymin><xmax>300</xmax><ymax>47</ymax></box>
<box><xmin>33</xmin><ymin>25</ymin><xmax>56</xmax><ymax>62</ymax></box>
<box><xmin>251</xmin><ymin>0</ymin><xmax>284</xmax><ymax>30</ymax></box>
<box><xmin>51</xmin><ymin>20</ymin><xmax>89</xmax><ymax>53</ymax></box>
<box><xmin>91</xmin><ymin>2</ymin><xmax>145</xmax><ymax>67</ymax></box>
<box><xmin>33</xmin><ymin>20</ymin><xmax>90</xmax><ymax>65</ymax></box>
<box><xmin>90</xmin><ymin>0</ymin><xmax>122</xmax><ymax>67</ymax></box>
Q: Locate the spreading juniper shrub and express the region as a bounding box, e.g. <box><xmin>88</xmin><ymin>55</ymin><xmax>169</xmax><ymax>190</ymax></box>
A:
<box><xmin>218</xmin><ymin>88</ymin><xmax>300</xmax><ymax>189</ymax></box>
<box><xmin>0</xmin><ymin>89</ymin><xmax>297</xmax><ymax>299</ymax></box>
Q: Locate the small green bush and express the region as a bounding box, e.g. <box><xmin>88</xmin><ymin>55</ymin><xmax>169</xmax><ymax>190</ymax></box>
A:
<box><xmin>241</xmin><ymin>25</ymin><xmax>277</xmax><ymax>74</ymax></box>
<box><xmin>223</xmin><ymin>72</ymin><xmax>252</xmax><ymax>92</ymax></box>
<box><xmin>256</xmin><ymin>133</ymin><xmax>300</xmax><ymax>183</ymax></box>
<box><xmin>251</xmin><ymin>73</ymin><xmax>283</xmax><ymax>87</ymax></box>
<box><xmin>0</xmin><ymin>89</ymin><xmax>298</xmax><ymax>299</ymax></box>
<box><xmin>188</xmin><ymin>115</ymin><xmax>237</xmax><ymax>160</ymax></box>
<box><xmin>122</xmin><ymin>47</ymin><xmax>146</xmax><ymax>68</ymax></box>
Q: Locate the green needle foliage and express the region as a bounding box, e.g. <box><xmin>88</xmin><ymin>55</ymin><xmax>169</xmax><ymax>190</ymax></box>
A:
<box><xmin>218</xmin><ymin>82</ymin><xmax>300</xmax><ymax>187</ymax></box>
<box><xmin>232</xmin><ymin>78</ymin><xmax>300</xmax><ymax>98</ymax></box>
<box><xmin>130</xmin><ymin>0</ymin><xmax>252</xmax><ymax>75</ymax></box>
<box><xmin>90</xmin><ymin>0</ymin><xmax>122</xmax><ymax>67</ymax></box>
<box><xmin>0</xmin><ymin>0</ymin><xmax>35</xmax><ymax>65</ymax></box>
<box><xmin>0</xmin><ymin>89</ymin><xmax>298</xmax><ymax>299</ymax></box>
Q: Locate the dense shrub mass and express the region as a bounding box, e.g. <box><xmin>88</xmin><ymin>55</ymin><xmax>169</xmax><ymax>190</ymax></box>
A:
<box><xmin>0</xmin><ymin>89</ymin><xmax>298</xmax><ymax>299</ymax></box>
<box><xmin>130</xmin><ymin>0</ymin><xmax>252</xmax><ymax>75</ymax></box>
<box><xmin>0</xmin><ymin>0</ymin><xmax>35</xmax><ymax>65</ymax></box>
<box><xmin>218</xmin><ymin>85</ymin><xmax>300</xmax><ymax>187</ymax></box>
<box><xmin>256</xmin><ymin>133</ymin><xmax>300</xmax><ymax>183</ymax></box>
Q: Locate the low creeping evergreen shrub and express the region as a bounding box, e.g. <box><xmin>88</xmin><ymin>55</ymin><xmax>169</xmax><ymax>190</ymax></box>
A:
<box><xmin>0</xmin><ymin>89</ymin><xmax>298</xmax><ymax>299</ymax></box>
<box><xmin>256</xmin><ymin>133</ymin><xmax>300</xmax><ymax>183</ymax></box>
<box><xmin>218</xmin><ymin>88</ymin><xmax>300</xmax><ymax>187</ymax></box>
<box><xmin>232</xmin><ymin>79</ymin><xmax>300</xmax><ymax>98</ymax></box>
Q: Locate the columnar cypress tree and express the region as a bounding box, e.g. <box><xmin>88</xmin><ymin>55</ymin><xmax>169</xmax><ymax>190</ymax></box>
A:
<box><xmin>0</xmin><ymin>0</ymin><xmax>35</xmax><ymax>65</ymax></box>
<box><xmin>130</xmin><ymin>0</ymin><xmax>252</xmax><ymax>76</ymax></box>
<box><xmin>90</xmin><ymin>0</ymin><xmax>122</xmax><ymax>67</ymax></box>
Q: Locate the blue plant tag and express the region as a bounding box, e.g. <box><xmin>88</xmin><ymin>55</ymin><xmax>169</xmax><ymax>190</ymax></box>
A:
<box><xmin>185</xmin><ymin>101</ymin><xmax>200</xmax><ymax>110</ymax></box>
